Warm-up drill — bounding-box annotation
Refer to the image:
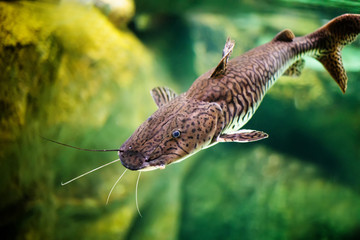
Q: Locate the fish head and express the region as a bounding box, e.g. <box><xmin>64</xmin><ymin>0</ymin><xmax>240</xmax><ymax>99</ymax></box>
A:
<box><xmin>119</xmin><ymin>98</ymin><xmax>224</xmax><ymax>171</ymax></box>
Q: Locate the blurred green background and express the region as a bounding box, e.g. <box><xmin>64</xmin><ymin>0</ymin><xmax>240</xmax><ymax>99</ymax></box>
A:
<box><xmin>1</xmin><ymin>0</ymin><xmax>360</xmax><ymax>239</ymax></box>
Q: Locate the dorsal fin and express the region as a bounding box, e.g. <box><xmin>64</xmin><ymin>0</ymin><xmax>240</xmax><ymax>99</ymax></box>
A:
<box><xmin>272</xmin><ymin>29</ymin><xmax>295</xmax><ymax>42</ymax></box>
<box><xmin>210</xmin><ymin>37</ymin><xmax>235</xmax><ymax>78</ymax></box>
<box><xmin>150</xmin><ymin>86</ymin><xmax>178</xmax><ymax>108</ymax></box>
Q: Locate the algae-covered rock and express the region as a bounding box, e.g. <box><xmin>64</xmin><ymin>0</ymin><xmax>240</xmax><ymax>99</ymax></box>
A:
<box><xmin>94</xmin><ymin>0</ymin><xmax>135</xmax><ymax>27</ymax></box>
<box><xmin>0</xmin><ymin>1</ymin><xmax>166</xmax><ymax>239</ymax></box>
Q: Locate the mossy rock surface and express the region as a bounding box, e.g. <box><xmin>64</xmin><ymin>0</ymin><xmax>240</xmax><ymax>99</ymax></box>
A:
<box><xmin>0</xmin><ymin>2</ymin><xmax>163</xmax><ymax>239</ymax></box>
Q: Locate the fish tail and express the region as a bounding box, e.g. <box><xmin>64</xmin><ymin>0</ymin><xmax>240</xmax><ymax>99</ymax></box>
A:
<box><xmin>309</xmin><ymin>14</ymin><xmax>360</xmax><ymax>93</ymax></box>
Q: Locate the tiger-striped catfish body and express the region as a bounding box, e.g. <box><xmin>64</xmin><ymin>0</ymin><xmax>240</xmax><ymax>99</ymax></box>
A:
<box><xmin>119</xmin><ymin>14</ymin><xmax>360</xmax><ymax>171</ymax></box>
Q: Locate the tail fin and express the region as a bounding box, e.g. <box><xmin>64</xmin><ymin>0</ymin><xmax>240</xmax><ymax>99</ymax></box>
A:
<box><xmin>309</xmin><ymin>14</ymin><xmax>360</xmax><ymax>93</ymax></box>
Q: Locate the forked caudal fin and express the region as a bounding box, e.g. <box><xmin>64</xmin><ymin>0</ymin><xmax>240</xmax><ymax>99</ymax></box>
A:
<box><xmin>309</xmin><ymin>14</ymin><xmax>360</xmax><ymax>93</ymax></box>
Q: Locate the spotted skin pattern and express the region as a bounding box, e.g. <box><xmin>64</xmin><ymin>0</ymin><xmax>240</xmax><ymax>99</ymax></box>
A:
<box><xmin>120</xmin><ymin>97</ymin><xmax>224</xmax><ymax>170</ymax></box>
<box><xmin>119</xmin><ymin>14</ymin><xmax>360</xmax><ymax>171</ymax></box>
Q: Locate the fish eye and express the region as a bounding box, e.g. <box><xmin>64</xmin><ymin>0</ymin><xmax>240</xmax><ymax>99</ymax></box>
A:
<box><xmin>172</xmin><ymin>130</ymin><xmax>181</xmax><ymax>138</ymax></box>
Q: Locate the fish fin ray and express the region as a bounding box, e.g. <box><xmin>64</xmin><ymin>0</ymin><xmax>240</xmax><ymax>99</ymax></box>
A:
<box><xmin>283</xmin><ymin>59</ymin><xmax>305</xmax><ymax>77</ymax></box>
<box><xmin>217</xmin><ymin>129</ymin><xmax>268</xmax><ymax>143</ymax></box>
<box><xmin>150</xmin><ymin>86</ymin><xmax>178</xmax><ymax>108</ymax></box>
<box><xmin>210</xmin><ymin>37</ymin><xmax>235</xmax><ymax>78</ymax></box>
<box><xmin>317</xmin><ymin>51</ymin><xmax>347</xmax><ymax>93</ymax></box>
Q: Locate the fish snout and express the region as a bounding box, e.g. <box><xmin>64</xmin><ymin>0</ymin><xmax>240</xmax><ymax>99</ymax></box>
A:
<box><xmin>119</xmin><ymin>149</ymin><xmax>147</xmax><ymax>171</ymax></box>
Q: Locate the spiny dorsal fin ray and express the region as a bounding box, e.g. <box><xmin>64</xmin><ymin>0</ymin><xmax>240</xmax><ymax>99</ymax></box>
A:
<box><xmin>210</xmin><ymin>37</ymin><xmax>235</xmax><ymax>78</ymax></box>
<box><xmin>317</xmin><ymin>51</ymin><xmax>348</xmax><ymax>93</ymax></box>
<box><xmin>150</xmin><ymin>86</ymin><xmax>178</xmax><ymax>108</ymax></box>
<box><xmin>272</xmin><ymin>29</ymin><xmax>295</xmax><ymax>42</ymax></box>
<box><xmin>217</xmin><ymin>129</ymin><xmax>268</xmax><ymax>143</ymax></box>
<box><xmin>283</xmin><ymin>59</ymin><xmax>305</xmax><ymax>77</ymax></box>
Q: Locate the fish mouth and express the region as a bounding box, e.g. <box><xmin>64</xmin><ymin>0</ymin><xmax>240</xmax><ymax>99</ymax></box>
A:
<box><xmin>118</xmin><ymin>150</ymin><xmax>146</xmax><ymax>171</ymax></box>
<box><xmin>137</xmin><ymin>156</ymin><xmax>167</xmax><ymax>171</ymax></box>
<box><xmin>118</xmin><ymin>150</ymin><xmax>165</xmax><ymax>171</ymax></box>
<box><xmin>138</xmin><ymin>162</ymin><xmax>165</xmax><ymax>172</ymax></box>
<box><xmin>121</xmin><ymin>159</ymin><xmax>164</xmax><ymax>172</ymax></box>
<box><xmin>140</xmin><ymin>153</ymin><xmax>186</xmax><ymax>171</ymax></box>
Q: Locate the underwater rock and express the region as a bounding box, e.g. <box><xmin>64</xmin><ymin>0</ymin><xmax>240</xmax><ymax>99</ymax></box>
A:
<box><xmin>0</xmin><ymin>1</ymin><xmax>160</xmax><ymax>239</ymax></box>
<box><xmin>94</xmin><ymin>0</ymin><xmax>135</xmax><ymax>27</ymax></box>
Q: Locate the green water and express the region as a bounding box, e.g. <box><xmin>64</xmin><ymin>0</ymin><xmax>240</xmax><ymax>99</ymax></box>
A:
<box><xmin>1</xmin><ymin>0</ymin><xmax>360</xmax><ymax>239</ymax></box>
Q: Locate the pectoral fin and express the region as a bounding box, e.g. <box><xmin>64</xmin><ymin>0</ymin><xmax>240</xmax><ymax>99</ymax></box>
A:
<box><xmin>210</xmin><ymin>37</ymin><xmax>235</xmax><ymax>78</ymax></box>
<box><xmin>217</xmin><ymin>129</ymin><xmax>268</xmax><ymax>143</ymax></box>
<box><xmin>150</xmin><ymin>87</ymin><xmax>178</xmax><ymax>108</ymax></box>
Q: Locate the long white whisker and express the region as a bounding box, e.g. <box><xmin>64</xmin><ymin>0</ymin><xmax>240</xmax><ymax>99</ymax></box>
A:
<box><xmin>136</xmin><ymin>171</ymin><xmax>143</xmax><ymax>217</ymax></box>
<box><xmin>61</xmin><ymin>158</ymin><xmax>121</xmax><ymax>186</ymax></box>
<box><xmin>106</xmin><ymin>168</ymin><xmax>128</xmax><ymax>205</ymax></box>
